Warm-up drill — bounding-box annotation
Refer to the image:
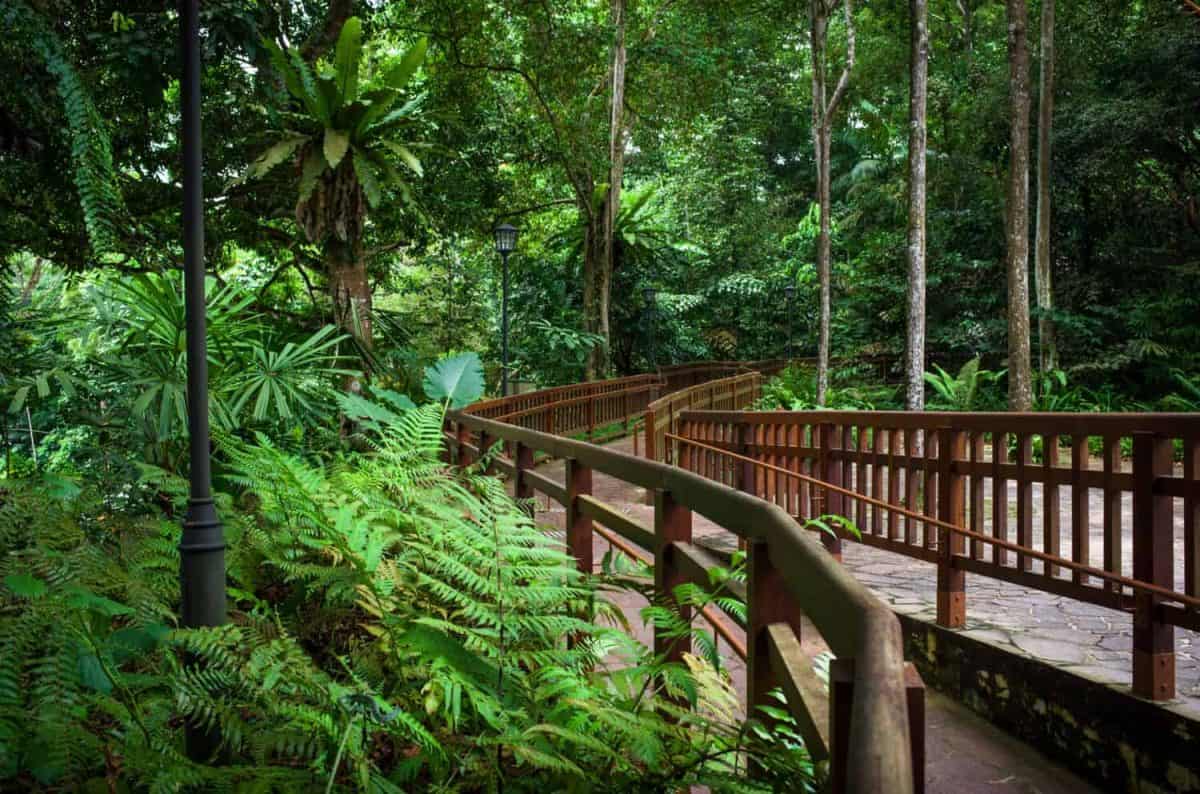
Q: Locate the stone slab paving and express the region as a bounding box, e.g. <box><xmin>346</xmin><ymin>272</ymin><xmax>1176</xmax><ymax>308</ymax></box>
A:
<box><xmin>527</xmin><ymin>440</ymin><xmax>1107</xmax><ymax>792</ymax></box>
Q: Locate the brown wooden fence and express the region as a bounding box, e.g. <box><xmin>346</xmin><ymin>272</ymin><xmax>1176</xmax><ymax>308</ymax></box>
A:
<box><xmin>670</xmin><ymin>409</ymin><xmax>1200</xmax><ymax>701</ymax></box>
<box><xmin>446</xmin><ymin>407</ymin><xmax>922</xmax><ymax>794</ymax></box>
<box><xmin>643</xmin><ymin>371</ymin><xmax>765</xmax><ymax>464</ymax></box>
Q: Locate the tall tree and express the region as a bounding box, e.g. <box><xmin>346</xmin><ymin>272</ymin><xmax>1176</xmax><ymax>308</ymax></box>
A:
<box><xmin>251</xmin><ymin>21</ymin><xmax>427</xmax><ymax>362</ymax></box>
<box><xmin>583</xmin><ymin>0</ymin><xmax>629</xmax><ymax>379</ymax></box>
<box><xmin>809</xmin><ymin>0</ymin><xmax>855</xmax><ymax>406</ymax></box>
<box><xmin>1034</xmin><ymin>0</ymin><xmax>1056</xmax><ymax>373</ymax></box>
<box><xmin>1004</xmin><ymin>0</ymin><xmax>1034</xmax><ymax>410</ymax></box>
<box><xmin>905</xmin><ymin>0</ymin><xmax>929</xmax><ymax>411</ymax></box>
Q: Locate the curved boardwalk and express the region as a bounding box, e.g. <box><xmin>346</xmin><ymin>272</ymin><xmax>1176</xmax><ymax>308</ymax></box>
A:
<box><xmin>531</xmin><ymin>435</ymin><xmax>1101</xmax><ymax>794</ymax></box>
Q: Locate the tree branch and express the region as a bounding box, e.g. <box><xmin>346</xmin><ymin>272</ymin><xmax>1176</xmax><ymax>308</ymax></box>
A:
<box><xmin>824</xmin><ymin>0</ymin><xmax>856</xmax><ymax>119</ymax></box>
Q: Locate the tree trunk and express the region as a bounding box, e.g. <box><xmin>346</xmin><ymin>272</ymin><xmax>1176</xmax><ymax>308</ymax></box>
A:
<box><xmin>957</xmin><ymin>0</ymin><xmax>974</xmax><ymax>60</ymax></box>
<box><xmin>327</xmin><ymin>236</ymin><xmax>370</xmax><ymax>391</ymax></box>
<box><xmin>1005</xmin><ymin>0</ymin><xmax>1034</xmax><ymax>411</ymax></box>
<box><xmin>582</xmin><ymin>216</ymin><xmax>610</xmax><ymax>381</ymax></box>
<box><xmin>809</xmin><ymin>0</ymin><xmax>854</xmax><ymax>407</ymax></box>
<box><xmin>906</xmin><ymin>0</ymin><xmax>929</xmax><ymax>411</ymax></box>
<box><xmin>1034</xmin><ymin>0</ymin><xmax>1056</xmax><ymax>373</ymax></box>
<box><xmin>815</xmin><ymin>122</ymin><xmax>833</xmax><ymax>405</ymax></box>
<box><xmin>584</xmin><ymin>0</ymin><xmax>628</xmax><ymax>381</ymax></box>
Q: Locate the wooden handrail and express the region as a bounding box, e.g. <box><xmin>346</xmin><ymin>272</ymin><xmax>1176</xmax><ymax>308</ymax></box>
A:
<box><xmin>672</xmin><ymin>408</ymin><xmax>1200</xmax><ymax>701</ymax></box>
<box><xmin>667</xmin><ymin>432</ymin><xmax>1200</xmax><ymax>611</ymax></box>
<box><xmin>449</xmin><ymin>408</ymin><xmax>916</xmax><ymax>794</ymax></box>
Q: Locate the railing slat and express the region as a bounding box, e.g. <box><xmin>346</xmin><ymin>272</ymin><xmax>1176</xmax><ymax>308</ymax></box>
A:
<box><xmin>1072</xmin><ymin>435</ymin><xmax>1090</xmax><ymax>587</ymax></box>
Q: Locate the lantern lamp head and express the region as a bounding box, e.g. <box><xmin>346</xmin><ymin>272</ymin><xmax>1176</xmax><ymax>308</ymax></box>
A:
<box><xmin>494</xmin><ymin>223</ymin><xmax>518</xmax><ymax>255</ymax></box>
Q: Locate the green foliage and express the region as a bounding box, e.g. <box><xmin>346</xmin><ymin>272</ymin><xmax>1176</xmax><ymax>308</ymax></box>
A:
<box><xmin>1</xmin><ymin>390</ymin><xmax>816</xmax><ymax>790</ymax></box>
<box><xmin>1162</xmin><ymin>370</ymin><xmax>1200</xmax><ymax>412</ymax></box>
<box><xmin>923</xmin><ymin>357</ymin><xmax>1005</xmax><ymax>412</ymax></box>
<box><xmin>421</xmin><ymin>351</ymin><xmax>485</xmax><ymax>408</ymax></box>
<box><xmin>251</xmin><ymin>17</ymin><xmax>427</xmax><ymax>243</ymax></box>
<box><xmin>759</xmin><ymin>364</ymin><xmax>897</xmax><ymax>411</ymax></box>
<box><xmin>1</xmin><ymin>2</ymin><xmax>124</xmax><ymax>253</ymax></box>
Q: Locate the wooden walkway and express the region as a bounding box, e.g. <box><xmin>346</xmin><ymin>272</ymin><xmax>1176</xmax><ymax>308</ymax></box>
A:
<box><xmin>531</xmin><ymin>436</ymin><xmax>1101</xmax><ymax>794</ymax></box>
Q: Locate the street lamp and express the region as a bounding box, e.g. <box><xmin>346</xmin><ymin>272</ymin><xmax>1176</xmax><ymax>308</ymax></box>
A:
<box><xmin>643</xmin><ymin>287</ymin><xmax>657</xmax><ymax>371</ymax></box>
<box><xmin>784</xmin><ymin>284</ymin><xmax>796</xmax><ymax>360</ymax></box>
<box><xmin>493</xmin><ymin>223</ymin><xmax>518</xmax><ymax>396</ymax></box>
<box><xmin>179</xmin><ymin>0</ymin><xmax>224</xmax><ymax>761</ymax></box>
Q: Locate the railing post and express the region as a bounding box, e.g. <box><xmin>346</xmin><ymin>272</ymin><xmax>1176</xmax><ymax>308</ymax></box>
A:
<box><xmin>654</xmin><ymin>490</ymin><xmax>692</xmax><ymax>662</ymax></box>
<box><xmin>737</xmin><ymin>421</ymin><xmax>756</xmax><ymax>496</ymax></box>
<box><xmin>817</xmin><ymin>423</ymin><xmax>843</xmax><ymax>560</ymax></box>
<box><xmin>645</xmin><ymin>408</ymin><xmax>657</xmax><ymax>461</ymax></box>
<box><xmin>936</xmin><ymin>427</ymin><xmax>966</xmax><ymax>628</ymax></box>
<box><xmin>455</xmin><ymin>422</ymin><xmax>472</xmax><ymax>467</ymax></box>
<box><xmin>586</xmin><ymin>399</ymin><xmax>595</xmax><ymax>441</ymax></box>
<box><xmin>831</xmin><ymin>660</ymin><xmax>926</xmax><ymax>794</ymax></box>
<box><xmin>565</xmin><ymin>458</ymin><xmax>593</xmax><ymax>575</ymax></box>
<box><xmin>514</xmin><ymin>441</ymin><xmax>535</xmax><ymax>515</ymax></box>
<box><xmin>478</xmin><ymin>431</ymin><xmax>494</xmax><ymax>474</ymax></box>
<box><xmin>1132</xmin><ymin>431</ymin><xmax>1175</xmax><ymax>700</ymax></box>
<box><xmin>747</xmin><ymin>539</ymin><xmax>802</xmax><ymax>718</ymax></box>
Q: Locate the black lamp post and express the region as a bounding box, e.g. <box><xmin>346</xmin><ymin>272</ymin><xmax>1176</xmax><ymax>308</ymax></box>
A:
<box><xmin>643</xmin><ymin>287</ymin><xmax>657</xmax><ymax>371</ymax></box>
<box><xmin>493</xmin><ymin>223</ymin><xmax>518</xmax><ymax>396</ymax></box>
<box><xmin>784</xmin><ymin>284</ymin><xmax>796</xmax><ymax>360</ymax></box>
<box><xmin>179</xmin><ymin>0</ymin><xmax>225</xmax><ymax>761</ymax></box>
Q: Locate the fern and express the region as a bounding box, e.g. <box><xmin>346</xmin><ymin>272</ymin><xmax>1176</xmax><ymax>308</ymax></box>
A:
<box><xmin>1</xmin><ymin>1</ymin><xmax>124</xmax><ymax>253</ymax></box>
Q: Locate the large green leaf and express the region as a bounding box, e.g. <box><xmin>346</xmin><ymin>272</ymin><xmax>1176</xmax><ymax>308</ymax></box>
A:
<box><xmin>423</xmin><ymin>352</ymin><xmax>484</xmax><ymax>408</ymax></box>
<box><xmin>297</xmin><ymin>146</ymin><xmax>327</xmax><ymax>203</ymax></box>
<box><xmin>333</xmin><ymin>16</ymin><xmax>362</xmax><ymax>105</ymax></box>
<box><xmin>380</xmin><ymin>140</ymin><xmax>423</xmax><ymax>177</ymax></box>
<box><xmin>4</xmin><ymin>572</ymin><xmax>48</xmax><ymax>599</ymax></box>
<box><xmin>245</xmin><ymin>135</ymin><xmax>307</xmax><ymax>181</ymax></box>
<box><xmin>324</xmin><ymin>128</ymin><xmax>350</xmax><ymax>169</ymax></box>
<box><xmin>353</xmin><ymin>149</ymin><xmax>383</xmax><ymax>207</ymax></box>
<box><xmin>384</xmin><ymin>37</ymin><xmax>428</xmax><ymax>89</ymax></box>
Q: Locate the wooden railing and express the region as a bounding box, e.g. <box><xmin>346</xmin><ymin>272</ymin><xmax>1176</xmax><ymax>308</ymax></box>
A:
<box><xmin>446</xmin><ymin>408</ymin><xmax>922</xmax><ymax>794</ymax></box>
<box><xmin>643</xmin><ymin>371</ymin><xmax>765</xmax><ymax>464</ymax></box>
<box><xmin>671</xmin><ymin>409</ymin><xmax>1200</xmax><ymax>701</ymax></box>
<box><xmin>464</xmin><ymin>360</ymin><xmax>790</xmax><ymax>443</ymax></box>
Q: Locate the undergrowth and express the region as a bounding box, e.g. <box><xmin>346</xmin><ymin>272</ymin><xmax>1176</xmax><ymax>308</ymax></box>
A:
<box><xmin>0</xmin><ymin>377</ymin><xmax>816</xmax><ymax>791</ymax></box>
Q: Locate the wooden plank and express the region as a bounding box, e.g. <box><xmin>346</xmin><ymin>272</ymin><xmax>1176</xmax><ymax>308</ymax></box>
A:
<box><xmin>856</xmin><ymin>426</ymin><xmax>869</xmax><ymax>531</ymax></box>
<box><xmin>937</xmin><ymin>428</ymin><xmax>966</xmax><ymax>628</ymax></box>
<box><xmin>578</xmin><ymin>495</ymin><xmax>655</xmax><ymax>551</ymax></box>
<box><xmin>872</xmin><ymin>428</ymin><xmax>885</xmax><ymax>536</ymax></box>
<box><xmin>1132</xmin><ymin>433</ymin><xmax>1175</xmax><ymax>700</ymax></box>
<box><xmin>1186</xmin><ymin>434</ymin><xmax>1198</xmax><ymax>598</ymax></box>
<box><xmin>565</xmin><ymin>459</ymin><xmax>593</xmax><ymax>575</ymax></box>
<box><xmin>765</xmin><ymin>623</ymin><xmax>830</xmax><ymax>762</ymax></box>
<box><xmin>1103</xmin><ymin>436</ymin><xmax>1122</xmax><ymax>592</ymax></box>
<box><xmin>1016</xmin><ymin>434</ymin><xmax>1033</xmax><ymax>572</ymax></box>
<box><xmin>1072</xmin><ymin>435</ymin><xmax>1090</xmax><ymax>587</ymax></box>
<box><xmin>992</xmin><ymin>432</ymin><xmax>1009</xmax><ymax>566</ymax></box>
<box><xmin>970</xmin><ymin>432</ymin><xmax>985</xmax><ymax>559</ymax></box>
<box><xmin>655</xmin><ymin>490</ymin><xmax>693</xmax><ymax>662</ymax></box>
<box><xmin>905</xmin><ymin>428</ymin><xmax>919</xmax><ymax>545</ymax></box>
<box><xmin>923</xmin><ymin>429</ymin><xmax>938</xmax><ymax>551</ymax></box>
<box><xmin>1044</xmin><ymin>434</ymin><xmax>1061</xmax><ymax>577</ymax></box>
<box><xmin>888</xmin><ymin>428</ymin><xmax>901</xmax><ymax>540</ymax></box>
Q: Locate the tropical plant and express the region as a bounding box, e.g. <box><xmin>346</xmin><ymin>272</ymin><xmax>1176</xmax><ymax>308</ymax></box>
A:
<box><xmin>923</xmin><ymin>357</ymin><xmax>1005</xmax><ymax>412</ymax></box>
<box><xmin>93</xmin><ymin>273</ymin><xmax>352</xmax><ymax>470</ymax></box>
<box><xmin>1161</xmin><ymin>370</ymin><xmax>1200</xmax><ymax>412</ymax></box>
<box><xmin>1</xmin><ymin>2</ymin><xmax>124</xmax><ymax>253</ymax></box>
<box><xmin>248</xmin><ymin>17</ymin><xmax>428</xmax><ymax>351</ymax></box>
<box><xmin>557</xmin><ymin>183</ymin><xmax>703</xmax><ymax>276</ymax></box>
<box><xmin>0</xmin><ymin>352</ymin><xmax>816</xmax><ymax>791</ymax></box>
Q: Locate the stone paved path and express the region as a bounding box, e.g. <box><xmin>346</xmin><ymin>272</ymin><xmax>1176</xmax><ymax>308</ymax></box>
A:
<box><xmin>529</xmin><ymin>436</ymin><xmax>1112</xmax><ymax>793</ymax></box>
